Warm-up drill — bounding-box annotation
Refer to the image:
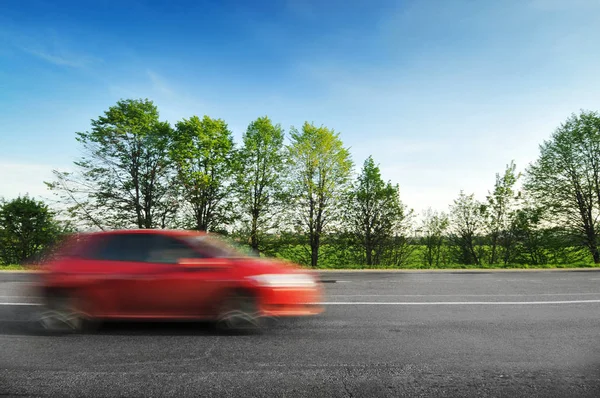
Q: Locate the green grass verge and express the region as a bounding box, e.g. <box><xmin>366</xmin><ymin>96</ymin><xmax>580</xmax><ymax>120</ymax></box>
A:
<box><xmin>312</xmin><ymin>262</ymin><xmax>600</xmax><ymax>270</ymax></box>
<box><xmin>2</xmin><ymin>263</ymin><xmax>599</xmax><ymax>272</ymax></box>
<box><xmin>0</xmin><ymin>264</ymin><xmax>28</xmax><ymax>271</ymax></box>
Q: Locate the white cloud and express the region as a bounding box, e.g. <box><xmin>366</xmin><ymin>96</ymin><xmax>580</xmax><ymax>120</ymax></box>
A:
<box><xmin>1</xmin><ymin>26</ymin><xmax>102</xmax><ymax>69</ymax></box>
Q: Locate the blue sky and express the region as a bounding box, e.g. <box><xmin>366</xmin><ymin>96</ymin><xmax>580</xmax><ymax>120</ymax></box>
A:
<box><xmin>1</xmin><ymin>0</ymin><xmax>600</xmax><ymax>215</ymax></box>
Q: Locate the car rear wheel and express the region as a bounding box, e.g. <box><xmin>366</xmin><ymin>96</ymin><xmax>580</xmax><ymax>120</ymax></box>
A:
<box><xmin>37</xmin><ymin>293</ymin><xmax>97</xmax><ymax>334</ymax></box>
<box><xmin>215</xmin><ymin>291</ymin><xmax>271</xmax><ymax>334</ymax></box>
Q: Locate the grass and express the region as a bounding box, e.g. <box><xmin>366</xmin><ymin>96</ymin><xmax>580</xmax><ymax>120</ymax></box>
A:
<box><xmin>314</xmin><ymin>262</ymin><xmax>599</xmax><ymax>270</ymax></box>
<box><xmin>0</xmin><ymin>264</ymin><xmax>28</xmax><ymax>271</ymax></box>
<box><xmin>2</xmin><ymin>262</ymin><xmax>598</xmax><ymax>272</ymax></box>
<box><xmin>269</xmin><ymin>243</ymin><xmax>597</xmax><ymax>270</ymax></box>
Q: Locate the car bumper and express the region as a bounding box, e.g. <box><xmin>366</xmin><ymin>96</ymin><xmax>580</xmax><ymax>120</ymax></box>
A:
<box><xmin>259</xmin><ymin>286</ymin><xmax>324</xmax><ymax>317</ymax></box>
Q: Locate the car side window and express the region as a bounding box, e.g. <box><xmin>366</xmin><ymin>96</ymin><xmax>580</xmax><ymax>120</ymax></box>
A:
<box><xmin>146</xmin><ymin>235</ymin><xmax>207</xmax><ymax>264</ymax></box>
<box><xmin>88</xmin><ymin>234</ymin><xmax>155</xmax><ymax>262</ymax></box>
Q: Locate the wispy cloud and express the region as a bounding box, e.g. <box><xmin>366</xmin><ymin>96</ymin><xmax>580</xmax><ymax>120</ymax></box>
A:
<box><xmin>1</xmin><ymin>26</ymin><xmax>101</xmax><ymax>68</ymax></box>
<box><xmin>108</xmin><ymin>70</ymin><xmax>209</xmax><ymax>124</ymax></box>
<box><xmin>19</xmin><ymin>46</ymin><xmax>98</xmax><ymax>68</ymax></box>
<box><xmin>147</xmin><ymin>70</ymin><xmax>175</xmax><ymax>97</ymax></box>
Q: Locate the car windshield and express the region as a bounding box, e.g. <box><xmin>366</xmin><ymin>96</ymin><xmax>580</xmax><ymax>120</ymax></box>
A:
<box><xmin>183</xmin><ymin>235</ymin><xmax>258</xmax><ymax>258</ymax></box>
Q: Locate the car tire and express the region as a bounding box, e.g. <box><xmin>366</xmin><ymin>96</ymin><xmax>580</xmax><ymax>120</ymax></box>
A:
<box><xmin>36</xmin><ymin>292</ymin><xmax>98</xmax><ymax>334</ymax></box>
<box><xmin>214</xmin><ymin>291</ymin><xmax>268</xmax><ymax>334</ymax></box>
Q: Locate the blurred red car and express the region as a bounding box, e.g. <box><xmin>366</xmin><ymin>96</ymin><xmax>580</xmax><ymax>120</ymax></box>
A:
<box><xmin>33</xmin><ymin>229</ymin><xmax>323</xmax><ymax>333</ymax></box>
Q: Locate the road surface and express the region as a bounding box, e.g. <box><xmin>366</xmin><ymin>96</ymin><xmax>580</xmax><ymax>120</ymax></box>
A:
<box><xmin>1</xmin><ymin>270</ymin><xmax>600</xmax><ymax>397</ymax></box>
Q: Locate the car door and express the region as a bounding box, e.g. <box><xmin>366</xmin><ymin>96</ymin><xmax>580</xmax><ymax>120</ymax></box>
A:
<box><xmin>89</xmin><ymin>233</ymin><xmax>174</xmax><ymax>316</ymax></box>
<box><xmin>142</xmin><ymin>235</ymin><xmax>233</xmax><ymax>317</ymax></box>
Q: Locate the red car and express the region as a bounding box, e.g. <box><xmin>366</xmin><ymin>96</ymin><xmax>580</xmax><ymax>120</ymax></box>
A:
<box><xmin>33</xmin><ymin>229</ymin><xmax>323</xmax><ymax>333</ymax></box>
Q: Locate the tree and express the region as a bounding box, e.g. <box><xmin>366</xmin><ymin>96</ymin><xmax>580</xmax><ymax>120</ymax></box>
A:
<box><xmin>170</xmin><ymin>115</ymin><xmax>235</xmax><ymax>232</ymax></box>
<box><xmin>233</xmin><ymin>116</ymin><xmax>286</xmax><ymax>252</ymax></box>
<box><xmin>485</xmin><ymin>160</ymin><xmax>521</xmax><ymax>264</ymax></box>
<box><xmin>346</xmin><ymin>156</ymin><xmax>406</xmax><ymax>266</ymax></box>
<box><xmin>420</xmin><ymin>208</ymin><xmax>449</xmax><ymax>267</ymax></box>
<box><xmin>449</xmin><ymin>191</ymin><xmax>486</xmax><ymax>265</ymax></box>
<box><xmin>0</xmin><ymin>196</ymin><xmax>65</xmax><ymax>265</ymax></box>
<box><xmin>381</xmin><ymin>221</ymin><xmax>415</xmax><ymax>267</ymax></box>
<box><xmin>507</xmin><ymin>204</ymin><xmax>548</xmax><ymax>265</ymax></box>
<box><xmin>46</xmin><ymin>99</ymin><xmax>178</xmax><ymax>230</ymax></box>
<box><xmin>287</xmin><ymin>122</ymin><xmax>353</xmax><ymax>267</ymax></box>
<box><xmin>524</xmin><ymin>110</ymin><xmax>600</xmax><ymax>263</ymax></box>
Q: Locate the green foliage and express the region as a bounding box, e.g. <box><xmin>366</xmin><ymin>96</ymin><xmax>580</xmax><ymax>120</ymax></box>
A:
<box><xmin>287</xmin><ymin>122</ymin><xmax>353</xmax><ymax>267</ymax></box>
<box><xmin>233</xmin><ymin>116</ymin><xmax>286</xmax><ymax>251</ymax></box>
<box><xmin>170</xmin><ymin>115</ymin><xmax>235</xmax><ymax>231</ymax></box>
<box><xmin>525</xmin><ymin>110</ymin><xmax>600</xmax><ymax>263</ymax></box>
<box><xmin>346</xmin><ymin>156</ymin><xmax>410</xmax><ymax>266</ymax></box>
<box><xmin>419</xmin><ymin>208</ymin><xmax>450</xmax><ymax>267</ymax></box>
<box><xmin>485</xmin><ymin>160</ymin><xmax>521</xmax><ymax>264</ymax></box>
<box><xmin>449</xmin><ymin>191</ymin><xmax>486</xmax><ymax>265</ymax></box>
<box><xmin>0</xmin><ymin>196</ymin><xmax>66</xmax><ymax>265</ymax></box>
<box><xmin>46</xmin><ymin>98</ymin><xmax>178</xmax><ymax>230</ymax></box>
<box><xmin>19</xmin><ymin>99</ymin><xmax>600</xmax><ymax>270</ymax></box>
<box><xmin>253</xmin><ymin>239</ymin><xmax>597</xmax><ymax>269</ymax></box>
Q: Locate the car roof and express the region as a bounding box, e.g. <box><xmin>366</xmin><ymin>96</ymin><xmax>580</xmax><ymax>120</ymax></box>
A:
<box><xmin>77</xmin><ymin>229</ymin><xmax>208</xmax><ymax>238</ymax></box>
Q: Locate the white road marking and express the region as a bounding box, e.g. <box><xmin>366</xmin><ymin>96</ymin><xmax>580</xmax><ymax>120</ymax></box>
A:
<box><xmin>3</xmin><ymin>297</ymin><xmax>600</xmax><ymax>307</ymax></box>
<box><xmin>319</xmin><ymin>300</ymin><xmax>600</xmax><ymax>305</ymax></box>
<box><xmin>329</xmin><ymin>293</ymin><xmax>600</xmax><ymax>297</ymax></box>
<box><xmin>332</xmin><ymin>277</ymin><xmax>596</xmax><ymax>283</ymax></box>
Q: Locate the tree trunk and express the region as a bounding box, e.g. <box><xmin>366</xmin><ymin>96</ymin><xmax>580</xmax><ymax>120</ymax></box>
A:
<box><xmin>310</xmin><ymin>232</ymin><xmax>320</xmax><ymax>267</ymax></box>
<box><xmin>490</xmin><ymin>234</ymin><xmax>498</xmax><ymax>264</ymax></box>
<box><xmin>591</xmin><ymin>245</ymin><xmax>600</xmax><ymax>264</ymax></box>
<box><xmin>250</xmin><ymin>220</ymin><xmax>259</xmax><ymax>252</ymax></box>
<box><xmin>588</xmin><ymin>238</ymin><xmax>600</xmax><ymax>264</ymax></box>
<box><xmin>434</xmin><ymin>237</ymin><xmax>442</xmax><ymax>267</ymax></box>
<box><xmin>365</xmin><ymin>243</ymin><xmax>373</xmax><ymax>266</ymax></box>
<box><xmin>468</xmin><ymin>236</ymin><xmax>479</xmax><ymax>265</ymax></box>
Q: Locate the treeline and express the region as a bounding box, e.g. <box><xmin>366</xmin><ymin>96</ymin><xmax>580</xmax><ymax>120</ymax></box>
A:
<box><xmin>42</xmin><ymin>98</ymin><xmax>406</xmax><ymax>268</ymax></box>
<box><xmin>2</xmin><ymin>99</ymin><xmax>600</xmax><ymax>268</ymax></box>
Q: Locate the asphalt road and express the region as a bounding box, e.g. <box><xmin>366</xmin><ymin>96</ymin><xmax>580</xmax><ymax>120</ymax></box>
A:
<box><xmin>1</xmin><ymin>270</ymin><xmax>600</xmax><ymax>397</ymax></box>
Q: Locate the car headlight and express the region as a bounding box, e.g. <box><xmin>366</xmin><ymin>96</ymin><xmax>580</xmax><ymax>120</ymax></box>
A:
<box><xmin>247</xmin><ymin>273</ymin><xmax>317</xmax><ymax>288</ymax></box>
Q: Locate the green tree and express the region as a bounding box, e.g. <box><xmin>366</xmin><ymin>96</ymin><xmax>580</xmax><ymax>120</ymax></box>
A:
<box><xmin>233</xmin><ymin>116</ymin><xmax>286</xmax><ymax>252</ymax></box>
<box><xmin>0</xmin><ymin>196</ymin><xmax>65</xmax><ymax>265</ymax></box>
<box><xmin>524</xmin><ymin>110</ymin><xmax>600</xmax><ymax>263</ymax></box>
<box><xmin>46</xmin><ymin>99</ymin><xmax>178</xmax><ymax>230</ymax></box>
<box><xmin>170</xmin><ymin>115</ymin><xmax>235</xmax><ymax>232</ymax></box>
<box><xmin>485</xmin><ymin>160</ymin><xmax>521</xmax><ymax>264</ymax></box>
<box><xmin>449</xmin><ymin>191</ymin><xmax>486</xmax><ymax>265</ymax></box>
<box><xmin>509</xmin><ymin>205</ymin><xmax>546</xmax><ymax>265</ymax></box>
<box><xmin>346</xmin><ymin>156</ymin><xmax>406</xmax><ymax>266</ymax></box>
<box><xmin>419</xmin><ymin>208</ymin><xmax>449</xmax><ymax>267</ymax></box>
<box><xmin>287</xmin><ymin>122</ymin><xmax>353</xmax><ymax>267</ymax></box>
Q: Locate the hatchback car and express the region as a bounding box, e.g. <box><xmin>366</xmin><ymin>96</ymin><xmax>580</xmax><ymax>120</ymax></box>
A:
<box><xmin>33</xmin><ymin>229</ymin><xmax>323</xmax><ymax>333</ymax></box>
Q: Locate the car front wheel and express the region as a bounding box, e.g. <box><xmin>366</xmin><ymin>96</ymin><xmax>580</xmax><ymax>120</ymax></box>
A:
<box><xmin>215</xmin><ymin>291</ymin><xmax>272</xmax><ymax>334</ymax></box>
<box><xmin>36</xmin><ymin>293</ymin><xmax>96</xmax><ymax>334</ymax></box>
